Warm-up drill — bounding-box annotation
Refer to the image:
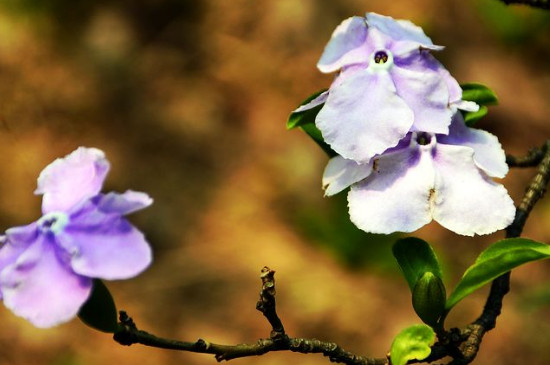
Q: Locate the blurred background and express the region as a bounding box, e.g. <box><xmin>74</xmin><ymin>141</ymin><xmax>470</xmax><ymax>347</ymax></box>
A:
<box><xmin>0</xmin><ymin>0</ymin><xmax>549</xmax><ymax>364</ymax></box>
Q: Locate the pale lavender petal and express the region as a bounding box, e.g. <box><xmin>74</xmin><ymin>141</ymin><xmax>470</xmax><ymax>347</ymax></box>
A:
<box><xmin>58</xmin><ymin>211</ymin><xmax>152</xmax><ymax>280</ymax></box>
<box><xmin>95</xmin><ymin>191</ymin><xmax>153</xmax><ymax>215</ymax></box>
<box><xmin>438</xmin><ymin>114</ymin><xmax>508</xmax><ymax>178</ymax></box>
<box><xmin>435</xmin><ymin>67</ymin><xmax>461</xmax><ymax>106</ymax></box>
<box><xmin>316</xmin><ymin>69</ymin><xmax>414</xmax><ymax>163</ymax></box>
<box><xmin>432</xmin><ymin>144</ymin><xmax>515</xmax><ymax>236</ymax></box>
<box><xmin>396</xmin><ymin>52</ymin><xmax>459</xmax><ymax>102</ymax></box>
<box><xmin>36</xmin><ymin>147</ymin><xmax>110</xmax><ymax>214</ymax></box>
<box><xmin>0</xmin><ymin>224</ymin><xmax>40</xmax><ymax>300</ymax></box>
<box><xmin>4</xmin><ymin>223</ymin><xmax>39</xmax><ymax>248</ymax></box>
<box><xmin>391</xmin><ymin>63</ymin><xmax>452</xmax><ymax>134</ymax></box>
<box><xmin>293</xmin><ymin>91</ymin><xmax>328</xmax><ymax>113</ymax></box>
<box><xmin>0</xmin><ymin>235</ymin><xmax>92</xmax><ymax>328</ymax></box>
<box><xmin>323</xmin><ymin>156</ymin><xmax>372</xmax><ymax>196</ymax></box>
<box><xmin>366</xmin><ymin>13</ymin><xmax>443</xmax><ymax>53</ymax></box>
<box><xmin>0</xmin><ymin>224</ymin><xmax>38</xmax><ymax>277</ymax></box>
<box><xmin>453</xmin><ymin>100</ymin><xmax>479</xmax><ymax>112</ymax></box>
<box><xmin>348</xmin><ymin>145</ymin><xmax>435</xmax><ymax>234</ymax></box>
<box><xmin>318</xmin><ymin>17</ymin><xmax>370</xmax><ymax>73</ymax></box>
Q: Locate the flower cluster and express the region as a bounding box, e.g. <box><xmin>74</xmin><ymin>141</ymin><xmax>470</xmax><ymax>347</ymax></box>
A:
<box><xmin>0</xmin><ymin>147</ymin><xmax>153</xmax><ymax>328</ymax></box>
<box><xmin>301</xmin><ymin>13</ymin><xmax>515</xmax><ymax>235</ymax></box>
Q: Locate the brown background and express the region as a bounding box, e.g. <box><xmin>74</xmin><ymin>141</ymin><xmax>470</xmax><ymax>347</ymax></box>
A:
<box><xmin>0</xmin><ymin>1</ymin><xmax>549</xmax><ymax>364</ymax></box>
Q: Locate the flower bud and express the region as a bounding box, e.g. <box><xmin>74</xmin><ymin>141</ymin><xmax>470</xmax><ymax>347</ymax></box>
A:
<box><xmin>412</xmin><ymin>272</ymin><xmax>446</xmax><ymax>327</ymax></box>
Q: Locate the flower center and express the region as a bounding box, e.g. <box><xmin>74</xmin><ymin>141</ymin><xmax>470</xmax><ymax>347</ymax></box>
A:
<box><xmin>368</xmin><ymin>49</ymin><xmax>394</xmax><ymax>72</ymax></box>
<box><xmin>415</xmin><ymin>133</ymin><xmax>433</xmax><ymax>146</ymax></box>
<box><xmin>374</xmin><ymin>51</ymin><xmax>389</xmax><ymax>64</ymax></box>
<box><xmin>38</xmin><ymin>212</ymin><xmax>69</xmax><ymax>235</ymax></box>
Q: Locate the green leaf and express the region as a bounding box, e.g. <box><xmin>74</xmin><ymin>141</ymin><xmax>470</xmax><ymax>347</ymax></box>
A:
<box><xmin>78</xmin><ymin>279</ymin><xmax>118</xmax><ymax>333</ymax></box>
<box><xmin>393</xmin><ymin>237</ymin><xmax>443</xmax><ymax>291</ymax></box>
<box><xmin>390</xmin><ymin>324</ymin><xmax>435</xmax><ymax>365</ymax></box>
<box><xmin>461</xmin><ymin>83</ymin><xmax>498</xmax><ymax>106</ymax></box>
<box><xmin>300</xmin><ymin>123</ymin><xmax>337</xmax><ymax>157</ymax></box>
<box><xmin>463</xmin><ymin>105</ymin><xmax>488</xmax><ymax>127</ymax></box>
<box><xmin>412</xmin><ymin>272</ymin><xmax>446</xmax><ymax>327</ymax></box>
<box><xmin>287</xmin><ymin>89</ymin><xmax>327</xmax><ymax>130</ymax></box>
<box><xmin>446</xmin><ymin>238</ymin><xmax>550</xmax><ymax>311</ymax></box>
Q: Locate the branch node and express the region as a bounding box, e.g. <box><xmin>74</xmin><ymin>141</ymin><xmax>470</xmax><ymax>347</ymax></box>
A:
<box><xmin>196</xmin><ymin>338</ymin><xmax>210</xmax><ymax>350</ymax></box>
<box><xmin>256</xmin><ymin>266</ymin><xmax>289</xmax><ymax>343</ymax></box>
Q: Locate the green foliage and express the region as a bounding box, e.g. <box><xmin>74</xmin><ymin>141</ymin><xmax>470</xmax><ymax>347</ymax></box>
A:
<box><xmin>461</xmin><ymin>83</ymin><xmax>498</xmax><ymax>106</ymax></box>
<box><xmin>300</xmin><ymin>123</ymin><xmax>337</xmax><ymax>157</ymax></box>
<box><xmin>446</xmin><ymin>238</ymin><xmax>550</xmax><ymax>311</ymax></box>
<box><xmin>78</xmin><ymin>279</ymin><xmax>119</xmax><ymax>333</ymax></box>
<box><xmin>464</xmin><ymin>105</ymin><xmax>488</xmax><ymax>126</ymax></box>
<box><xmin>475</xmin><ymin>0</ymin><xmax>550</xmax><ymax>44</ymax></box>
<box><xmin>460</xmin><ymin>83</ymin><xmax>498</xmax><ymax>126</ymax></box>
<box><xmin>287</xmin><ymin>89</ymin><xmax>327</xmax><ymax>130</ymax></box>
<box><xmin>412</xmin><ymin>272</ymin><xmax>446</xmax><ymax>327</ymax></box>
<box><xmin>392</xmin><ymin>237</ymin><xmax>443</xmax><ymax>290</ymax></box>
<box><xmin>390</xmin><ymin>324</ymin><xmax>435</xmax><ymax>365</ymax></box>
<box><xmin>393</xmin><ymin>238</ymin><xmax>446</xmax><ymax>326</ymax></box>
<box><xmin>288</xmin><ymin>90</ymin><xmax>337</xmax><ymax>157</ymax></box>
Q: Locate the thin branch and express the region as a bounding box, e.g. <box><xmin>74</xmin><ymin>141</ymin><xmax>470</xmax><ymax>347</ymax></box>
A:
<box><xmin>255</xmin><ymin>267</ymin><xmax>288</xmax><ymax>342</ymax></box>
<box><xmin>506</xmin><ymin>144</ymin><xmax>547</xmax><ymax>168</ymax></box>
<box><xmin>114</xmin><ymin>268</ymin><xmax>388</xmax><ymax>365</ymax></box>
<box><xmin>500</xmin><ymin>0</ymin><xmax>550</xmax><ymax>9</ymax></box>
<box><xmin>114</xmin><ymin>141</ymin><xmax>550</xmax><ymax>365</ymax></box>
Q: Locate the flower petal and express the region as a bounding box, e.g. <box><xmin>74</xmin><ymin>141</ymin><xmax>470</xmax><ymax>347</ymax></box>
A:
<box><xmin>348</xmin><ymin>145</ymin><xmax>435</xmax><ymax>234</ymax></box>
<box><xmin>293</xmin><ymin>91</ymin><xmax>328</xmax><ymax>113</ymax></box>
<box><xmin>323</xmin><ymin>156</ymin><xmax>372</xmax><ymax>196</ymax></box>
<box><xmin>36</xmin><ymin>147</ymin><xmax>110</xmax><ymax>214</ymax></box>
<box><xmin>432</xmin><ymin>144</ymin><xmax>515</xmax><ymax>236</ymax></box>
<box><xmin>316</xmin><ymin>69</ymin><xmax>414</xmax><ymax>163</ymax></box>
<box><xmin>453</xmin><ymin>100</ymin><xmax>480</xmax><ymax>112</ymax></box>
<box><xmin>0</xmin><ymin>223</ymin><xmax>38</xmax><ymax>277</ymax></box>
<box><xmin>391</xmin><ymin>61</ymin><xmax>453</xmax><ymax>134</ymax></box>
<box><xmin>0</xmin><ymin>235</ymin><xmax>92</xmax><ymax>328</ymax></box>
<box><xmin>59</xmin><ymin>210</ymin><xmax>152</xmax><ymax>280</ymax></box>
<box><xmin>366</xmin><ymin>13</ymin><xmax>443</xmax><ymax>52</ymax></box>
<box><xmin>95</xmin><ymin>191</ymin><xmax>154</xmax><ymax>215</ymax></box>
<box><xmin>317</xmin><ymin>16</ymin><xmax>370</xmax><ymax>73</ymax></box>
<box><xmin>437</xmin><ymin>114</ymin><xmax>508</xmax><ymax>178</ymax></box>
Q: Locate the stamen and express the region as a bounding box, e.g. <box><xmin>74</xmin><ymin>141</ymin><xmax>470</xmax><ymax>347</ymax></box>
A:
<box><xmin>374</xmin><ymin>51</ymin><xmax>389</xmax><ymax>64</ymax></box>
<box><xmin>416</xmin><ymin>132</ymin><xmax>433</xmax><ymax>146</ymax></box>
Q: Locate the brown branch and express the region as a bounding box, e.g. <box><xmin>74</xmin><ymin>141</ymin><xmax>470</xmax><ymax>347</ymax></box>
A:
<box><xmin>506</xmin><ymin>144</ymin><xmax>547</xmax><ymax>168</ymax></box>
<box><xmin>500</xmin><ymin>0</ymin><xmax>550</xmax><ymax>9</ymax></box>
<box><xmin>256</xmin><ymin>267</ymin><xmax>288</xmax><ymax>342</ymax></box>
<box><xmin>114</xmin><ymin>267</ymin><xmax>388</xmax><ymax>365</ymax></box>
<box><xmin>113</xmin><ymin>141</ymin><xmax>550</xmax><ymax>364</ymax></box>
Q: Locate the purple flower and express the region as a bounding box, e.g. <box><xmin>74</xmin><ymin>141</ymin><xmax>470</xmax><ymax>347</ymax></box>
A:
<box><xmin>322</xmin><ymin>113</ymin><xmax>515</xmax><ymax>236</ymax></box>
<box><xmin>0</xmin><ymin>147</ymin><xmax>153</xmax><ymax>328</ymax></box>
<box><xmin>298</xmin><ymin>13</ymin><xmax>477</xmax><ymax>164</ymax></box>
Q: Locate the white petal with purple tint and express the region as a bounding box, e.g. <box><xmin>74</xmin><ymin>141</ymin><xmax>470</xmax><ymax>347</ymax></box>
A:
<box><xmin>59</xmin><ymin>211</ymin><xmax>152</xmax><ymax>280</ymax></box>
<box><xmin>0</xmin><ymin>235</ymin><xmax>92</xmax><ymax>328</ymax></box>
<box><xmin>432</xmin><ymin>144</ymin><xmax>515</xmax><ymax>236</ymax></box>
<box><xmin>348</xmin><ymin>144</ymin><xmax>434</xmax><ymax>234</ymax></box>
<box><xmin>316</xmin><ymin>69</ymin><xmax>414</xmax><ymax>163</ymax></box>
<box><xmin>293</xmin><ymin>91</ymin><xmax>329</xmax><ymax>113</ymax></box>
<box><xmin>438</xmin><ymin>114</ymin><xmax>508</xmax><ymax>178</ymax></box>
<box><xmin>318</xmin><ymin>16</ymin><xmax>369</xmax><ymax>73</ymax></box>
<box><xmin>391</xmin><ymin>63</ymin><xmax>452</xmax><ymax>134</ymax></box>
<box><xmin>96</xmin><ymin>191</ymin><xmax>154</xmax><ymax>215</ymax></box>
<box><xmin>36</xmin><ymin>147</ymin><xmax>110</xmax><ymax>214</ymax></box>
<box><xmin>366</xmin><ymin>13</ymin><xmax>443</xmax><ymax>51</ymax></box>
<box><xmin>323</xmin><ymin>156</ymin><xmax>372</xmax><ymax>196</ymax></box>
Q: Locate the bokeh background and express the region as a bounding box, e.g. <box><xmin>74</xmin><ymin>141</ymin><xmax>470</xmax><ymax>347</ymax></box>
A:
<box><xmin>0</xmin><ymin>1</ymin><xmax>549</xmax><ymax>364</ymax></box>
